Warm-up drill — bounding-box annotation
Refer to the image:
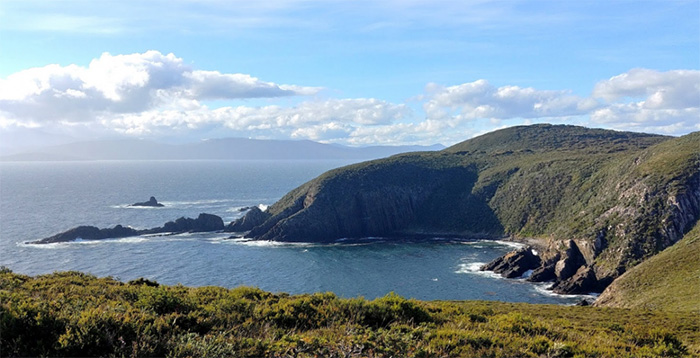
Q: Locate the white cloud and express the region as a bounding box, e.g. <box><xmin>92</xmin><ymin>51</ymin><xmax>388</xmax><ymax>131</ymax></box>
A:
<box><xmin>421</xmin><ymin>69</ymin><xmax>699</xmax><ymax>137</ymax></box>
<box><xmin>0</xmin><ymin>51</ymin><xmax>320</xmax><ymax>123</ymax></box>
<box><xmin>1</xmin><ymin>56</ymin><xmax>698</xmax><ymax>148</ymax></box>
<box><xmin>291</xmin><ymin>122</ymin><xmax>353</xmax><ymax>141</ymax></box>
<box><xmin>423</xmin><ymin>79</ymin><xmax>598</xmax><ymax>122</ymax></box>
<box><xmin>101</xmin><ymin>98</ymin><xmax>410</xmax><ymax>141</ymax></box>
<box><xmin>592</xmin><ymin>68</ymin><xmax>700</xmax><ymax>108</ymax></box>
<box><xmin>590</xmin><ymin>69</ymin><xmax>700</xmax><ymax>134</ymax></box>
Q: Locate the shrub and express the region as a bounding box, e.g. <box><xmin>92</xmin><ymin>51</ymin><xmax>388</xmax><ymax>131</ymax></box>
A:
<box><xmin>136</xmin><ymin>287</ymin><xmax>193</xmax><ymax>315</ymax></box>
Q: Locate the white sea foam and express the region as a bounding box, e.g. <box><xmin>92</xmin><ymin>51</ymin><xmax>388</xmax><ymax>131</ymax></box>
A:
<box><xmin>226</xmin><ymin>238</ymin><xmax>314</xmax><ymax>248</ymax></box>
<box><xmin>161</xmin><ymin>199</ymin><xmax>236</xmax><ymax>206</ymax></box>
<box><xmin>493</xmin><ymin>240</ymin><xmax>526</xmax><ymax>249</ymax></box>
<box><xmin>115</xmin><ymin>198</ymin><xmax>242</xmax><ymax>210</ymax></box>
<box><xmin>109</xmin><ymin>237</ymin><xmax>149</xmax><ymax>244</ymax></box>
<box><xmin>21</xmin><ymin>235</ymin><xmax>150</xmax><ymax>249</ymax></box>
<box><xmin>533</xmin><ymin>283</ymin><xmax>600</xmax><ymax>300</ymax></box>
<box><xmin>258</xmin><ymin>204</ymin><xmax>269</xmax><ymax>211</ymax></box>
<box><xmin>225</xmin><ymin>207</ymin><xmax>248</xmax><ymax>213</ymax></box>
<box><xmin>519</xmin><ymin>269</ymin><xmax>534</xmax><ymax>279</ymax></box>
<box><xmin>112</xmin><ymin>204</ymin><xmax>161</xmax><ymax>210</ymax></box>
<box><xmin>458</xmin><ymin>240</ymin><xmax>525</xmax><ymax>250</ymax></box>
<box><xmin>22</xmin><ymin>231</ymin><xmax>235</xmax><ymax>249</ymax></box>
<box><xmin>454</xmin><ymin>262</ymin><xmax>502</xmax><ymax>279</ymax></box>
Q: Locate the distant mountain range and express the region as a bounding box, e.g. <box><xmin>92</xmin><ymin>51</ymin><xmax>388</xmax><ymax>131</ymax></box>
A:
<box><xmin>0</xmin><ymin>138</ymin><xmax>445</xmax><ymax>161</ymax></box>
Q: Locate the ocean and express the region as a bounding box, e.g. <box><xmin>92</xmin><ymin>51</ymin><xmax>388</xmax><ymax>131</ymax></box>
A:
<box><xmin>0</xmin><ymin>160</ymin><xmax>592</xmax><ymax>304</ymax></box>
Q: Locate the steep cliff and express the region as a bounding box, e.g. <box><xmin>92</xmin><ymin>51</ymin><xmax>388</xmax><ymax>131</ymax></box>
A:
<box><xmin>594</xmin><ymin>220</ymin><xmax>700</xmax><ymax>311</ymax></box>
<box><xmin>233</xmin><ymin>124</ymin><xmax>700</xmax><ymax>294</ymax></box>
<box><xmin>245</xmin><ymin>156</ymin><xmax>501</xmax><ymax>242</ymax></box>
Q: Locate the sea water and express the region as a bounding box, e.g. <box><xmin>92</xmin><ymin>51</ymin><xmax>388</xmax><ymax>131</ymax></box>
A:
<box><xmin>0</xmin><ymin>160</ymin><xmax>591</xmax><ymax>303</ymax></box>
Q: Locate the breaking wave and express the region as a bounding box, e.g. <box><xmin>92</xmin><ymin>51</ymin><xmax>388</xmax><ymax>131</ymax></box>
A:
<box><xmin>454</xmin><ymin>262</ymin><xmax>502</xmax><ymax>279</ymax></box>
<box><xmin>225</xmin><ymin>238</ymin><xmax>315</xmax><ymax>248</ymax></box>
<box><xmin>533</xmin><ymin>283</ymin><xmax>600</xmax><ymax>301</ymax></box>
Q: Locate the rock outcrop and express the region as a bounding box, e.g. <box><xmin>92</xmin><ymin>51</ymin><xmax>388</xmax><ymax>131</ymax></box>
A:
<box><xmin>481</xmin><ymin>240</ymin><xmax>601</xmax><ymax>294</ymax></box>
<box><xmin>32</xmin><ymin>225</ymin><xmax>139</xmax><ymax>244</ymax></box>
<box><xmin>480</xmin><ymin>247</ymin><xmax>540</xmax><ymax>278</ymax></box>
<box><xmin>29</xmin><ymin>213</ymin><xmax>225</xmax><ymax>244</ymax></box>
<box><xmin>153</xmin><ymin>213</ymin><xmax>224</xmax><ymax>233</ymax></box>
<box><xmin>130</xmin><ymin>196</ymin><xmax>164</xmax><ymax>207</ymax></box>
<box><xmin>225</xmin><ymin>207</ymin><xmax>270</xmax><ymax>232</ymax></box>
<box><xmin>483</xmin><ymin>239</ymin><xmax>608</xmax><ymax>294</ymax></box>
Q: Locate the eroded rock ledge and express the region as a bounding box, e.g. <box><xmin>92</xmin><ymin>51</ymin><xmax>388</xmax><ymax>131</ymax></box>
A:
<box><xmin>481</xmin><ymin>239</ymin><xmax>603</xmax><ymax>295</ymax></box>
<box><xmin>29</xmin><ymin>213</ymin><xmax>224</xmax><ymax>244</ymax></box>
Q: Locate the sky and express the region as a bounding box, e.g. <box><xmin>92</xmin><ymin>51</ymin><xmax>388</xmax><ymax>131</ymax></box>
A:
<box><xmin>0</xmin><ymin>0</ymin><xmax>698</xmax><ymax>152</ymax></box>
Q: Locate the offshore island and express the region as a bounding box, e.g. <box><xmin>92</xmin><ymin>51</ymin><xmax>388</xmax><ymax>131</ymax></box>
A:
<box><xmin>8</xmin><ymin>124</ymin><xmax>700</xmax><ymax>357</ymax></box>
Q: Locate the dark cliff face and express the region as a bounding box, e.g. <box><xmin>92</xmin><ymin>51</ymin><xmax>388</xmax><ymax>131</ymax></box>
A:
<box><xmin>244</xmin><ymin>158</ymin><xmax>498</xmax><ymax>242</ymax></box>
<box><xmin>233</xmin><ymin>125</ymin><xmax>699</xmax><ymax>294</ymax></box>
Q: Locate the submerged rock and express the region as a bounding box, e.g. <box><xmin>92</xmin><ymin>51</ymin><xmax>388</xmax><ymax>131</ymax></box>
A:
<box><xmin>130</xmin><ymin>196</ymin><xmax>164</xmax><ymax>207</ymax></box>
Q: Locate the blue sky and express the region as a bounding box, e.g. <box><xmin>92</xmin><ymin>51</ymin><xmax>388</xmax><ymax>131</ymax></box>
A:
<box><xmin>0</xmin><ymin>0</ymin><xmax>698</xmax><ymax>152</ymax></box>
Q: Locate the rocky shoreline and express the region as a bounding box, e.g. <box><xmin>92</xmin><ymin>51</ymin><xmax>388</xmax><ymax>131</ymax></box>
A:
<box><xmin>480</xmin><ymin>238</ymin><xmax>606</xmax><ymax>295</ymax></box>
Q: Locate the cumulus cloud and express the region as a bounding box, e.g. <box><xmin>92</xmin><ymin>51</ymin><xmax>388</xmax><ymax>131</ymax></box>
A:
<box><xmin>423</xmin><ymin>79</ymin><xmax>598</xmax><ymax>122</ymax></box>
<box><xmin>0</xmin><ymin>51</ymin><xmax>320</xmax><ymax>123</ymax></box>
<box><xmin>592</xmin><ymin>68</ymin><xmax>700</xmax><ymax>108</ymax></box>
<box><xmin>421</xmin><ymin>69</ymin><xmax>699</xmax><ymax>137</ymax></box>
<box><xmin>1</xmin><ymin>56</ymin><xmax>698</xmax><ymax>148</ymax></box>
<box><xmin>102</xmin><ymin>98</ymin><xmax>410</xmax><ymax>141</ymax></box>
<box><xmin>590</xmin><ymin>69</ymin><xmax>700</xmax><ymax>134</ymax></box>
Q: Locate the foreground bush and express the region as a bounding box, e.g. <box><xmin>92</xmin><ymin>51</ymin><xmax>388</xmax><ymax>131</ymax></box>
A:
<box><xmin>1</xmin><ymin>269</ymin><xmax>697</xmax><ymax>357</ymax></box>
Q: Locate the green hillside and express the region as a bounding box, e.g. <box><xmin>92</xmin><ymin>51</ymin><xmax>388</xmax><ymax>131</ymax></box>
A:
<box><xmin>595</xmin><ymin>221</ymin><xmax>700</xmax><ymax>312</ymax></box>
<box><xmin>2</xmin><ymin>269</ymin><xmax>698</xmax><ymax>357</ymax></box>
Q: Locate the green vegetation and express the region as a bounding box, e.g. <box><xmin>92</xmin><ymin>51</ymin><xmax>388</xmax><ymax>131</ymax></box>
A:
<box><xmin>595</xmin><ymin>221</ymin><xmax>700</xmax><ymax>312</ymax></box>
<box><xmin>2</xmin><ymin>269</ymin><xmax>698</xmax><ymax>357</ymax></box>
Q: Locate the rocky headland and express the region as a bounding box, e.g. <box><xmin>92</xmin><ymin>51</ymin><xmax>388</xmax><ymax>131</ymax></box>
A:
<box><xmin>29</xmin><ymin>213</ymin><xmax>224</xmax><ymax>244</ymax></box>
<box><xmin>229</xmin><ymin>124</ymin><xmax>700</xmax><ymax>295</ymax></box>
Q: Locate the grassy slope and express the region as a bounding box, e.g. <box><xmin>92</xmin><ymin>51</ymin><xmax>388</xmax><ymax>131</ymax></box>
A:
<box><xmin>1</xmin><ymin>269</ymin><xmax>698</xmax><ymax>357</ymax></box>
<box><xmin>595</xmin><ymin>221</ymin><xmax>700</xmax><ymax>312</ymax></box>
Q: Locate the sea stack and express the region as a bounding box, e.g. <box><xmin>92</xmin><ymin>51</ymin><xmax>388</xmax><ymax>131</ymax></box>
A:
<box><xmin>130</xmin><ymin>196</ymin><xmax>164</xmax><ymax>207</ymax></box>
